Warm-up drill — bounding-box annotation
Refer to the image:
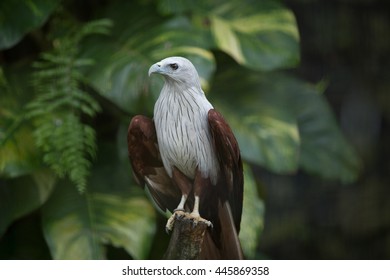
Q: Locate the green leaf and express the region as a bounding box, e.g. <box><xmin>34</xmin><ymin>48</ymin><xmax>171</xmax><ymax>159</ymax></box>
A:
<box><xmin>41</xmin><ymin>143</ymin><xmax>156</xmax><ymax>259</ymax></box>
<box><xmin>239</xmin><ymin>164</ymin><xmax>264</xmax><ymax>259</ymax></box>
<box><xmin>239</xmin><ymin>71</ymin><xmax>361</xmax><ymax>182</ymax></box>
<box><xmin>210</xmin><ymin>1</ymin><xmax>299</xmax><ymax>70</ymax></box>
<box><xmin>159</xmin><ymin>0</ymin><xmax>300</xmax><ymax>70</ymax></box>
<box><xmin>211</xmin><ymin>67</ymin><xmax>300</xmax><ymax>173</ymax></box>
<box><xmin>0</xmin><ymin>0</ymin><xmax>61</xmax><ymax>50</ymax></box>
<box><xmin>211</xmin><ymin>64</ymin><xmax>360</xmax><ymax>181</ymax></box>
<box><xmin>0</xmin><ymin>67</ymin><xmax>41</xmax><ymax>177</ymax></box>
<box><xmin>0</xmin><ymin>169</ymin><xmax>56</xmax><ymax>236</ymax></box>
<box><xmin>0</xmin><ymin>124</ymin><xmax>41</xmax><ymax>178</ymax></box>
<box><xmin>32</xmin><ymin>113</ymin><xmax>96</xmax><ymax>192</ymax></box>
<box><xmin>289</xmin><ymin>78</ymin><xmax>362</xmax><ymax>183</ymax></box>
<box><xmin>157</xmin><ymin>0</ymin><xmax>205</xmax><ymax>15</ymax></box>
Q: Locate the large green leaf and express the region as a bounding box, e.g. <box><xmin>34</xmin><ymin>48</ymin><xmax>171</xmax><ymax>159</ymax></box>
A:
<box><xmin>0</xmin><ymin>67</ymin><xmax>41</xmax><ymax>178</ymax></box>
<box><xmin>286</xmin><ymin>77</ymin><xmax>362</xmax><ymax>183</ymax></box>
<box><xmin>41</xmin><ymin>143</ymin><xmax>156</xmax><ymax>259</ymax></box>
<box><xmin>210</xmin><ymin>64</ymin><xmax>360</xmax><ymax>182</ymax></box>
<box><xmin>0</xmin><ymin>125</ymin><xmax>41</xmax><ymax>178</ymax></box>
<box><xmin>0</xmin><ymin>0</ymin><xmax>60</xmax><ymax>50</ymax></box>
<box><xmin>159</xmin><ymin>0</ymin><xmax>300</xmax><ymax>71</ymax></box>
<box><xmin>239</xmin><ymin>164</ymin><xmax>264</xmax><ymax>259</ymax></box>
<box><xmin>236</xmin><ymin>71</ymin><xmax>361</xmax><ymax>182</ymax></box>
<box><xmin>0</xmin><ymin>170</ymin><xmax>56</xmax><ymax>237</ymax></box>
<box><xmin>210</xmin><ymin>67</ymin><xmax>300</xmax><ymax>173</ymax></box>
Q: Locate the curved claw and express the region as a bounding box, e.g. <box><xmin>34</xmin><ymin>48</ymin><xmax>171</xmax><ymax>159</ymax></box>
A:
<box><xmin>165</xmin><ymin>210</ymin><xmax>186</xmax><ymax>233</ymax></box>
<box><xmin>191</xmin><ymin>215</ymin><xmax>213</xmax><ymax>228</ymax></box>
<box><xmin>165</xmin><ymin>210</ymin><xmax>213</xmax><ymax>233</ymax></box>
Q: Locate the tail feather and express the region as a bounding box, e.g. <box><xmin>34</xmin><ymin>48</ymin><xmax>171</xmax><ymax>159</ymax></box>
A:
<box><xmin>200</xmin><ymin>201</ymin><xmax>243</xmax><ymax>259</ymax></box>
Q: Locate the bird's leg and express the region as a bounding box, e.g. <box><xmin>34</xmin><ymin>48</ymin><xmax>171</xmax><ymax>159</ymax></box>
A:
<box><xmin>166</xmin><ymin>168</ymin><xmax>192</xmax><ymax>232</ymax></box>
<box><xmin>175</xmin><ymin>194</ymin><xmax>187</xmax><ymax>212</ymax></box>
<box><xmin>190</xmin><ymin>195</ymin><xmax>201</xmax><ymax>218</ymax></box>
<box><xmin>190</xmin><ymin>170</ymin><xmax>213</xmax><ymax>227</ymax></box>
<box><xmin>171</xmin><ymin>167</ymin><xmax>192</xmax><ymax>211</ymax></box>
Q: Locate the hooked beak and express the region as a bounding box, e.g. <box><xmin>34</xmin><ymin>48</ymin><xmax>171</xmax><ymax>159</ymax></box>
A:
<box><xmin>148</xmin><ymin>62</ymin><xmax>163</xmax><ymax>76</ymax></box>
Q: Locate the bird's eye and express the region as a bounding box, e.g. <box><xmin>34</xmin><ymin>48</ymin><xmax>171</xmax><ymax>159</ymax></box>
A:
<box><xmin>169</xmin><ymin>63</ymin><xmax>178</xmax><ymax>70</ymax></box>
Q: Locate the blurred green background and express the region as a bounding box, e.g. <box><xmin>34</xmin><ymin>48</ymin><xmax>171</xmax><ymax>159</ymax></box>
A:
<box><xmin>0</xmin><ymin>0</ymin><xmax>388</xmax><ymax>259</ymax></box>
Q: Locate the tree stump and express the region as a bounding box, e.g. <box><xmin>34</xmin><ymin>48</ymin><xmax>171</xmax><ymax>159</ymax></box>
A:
<box><xmin>163</xmin><ymin>212</ymin><xmax>209</xmax><ymax>259</ymax></box>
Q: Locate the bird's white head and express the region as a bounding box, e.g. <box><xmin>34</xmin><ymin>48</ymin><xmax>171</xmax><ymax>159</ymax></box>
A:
<box><xmin>148</xmin><ymin>56</ymin><xmax>201</xmax><ymax>90</ymax></box>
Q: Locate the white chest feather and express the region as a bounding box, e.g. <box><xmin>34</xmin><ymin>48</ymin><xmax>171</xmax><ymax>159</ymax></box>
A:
<box><xmin>154</xmin><ymin>85</ymin><xmax>219</xmax><ymax>184</ymax></box>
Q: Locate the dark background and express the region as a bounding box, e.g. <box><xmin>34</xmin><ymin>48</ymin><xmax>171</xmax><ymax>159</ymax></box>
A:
<box><xmin>259</xmin><ymin>0</ymin><xmax>390</xmax><ymax>259</ymax></box>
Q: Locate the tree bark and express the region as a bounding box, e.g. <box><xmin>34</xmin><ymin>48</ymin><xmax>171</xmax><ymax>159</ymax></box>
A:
<box><xmin>163</xmin><ymin>213</ymin><xmax>208</xmax><ymax>260</ymax></box>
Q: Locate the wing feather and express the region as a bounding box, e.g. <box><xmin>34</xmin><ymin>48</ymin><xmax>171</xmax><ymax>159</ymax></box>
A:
<box><xmin>208</xmin><ymin>109</ymin><xmax>244</xmax><ymax>232</ymax></box>
<box><xmin>127</xmin><ymin>115</ymin><xmax>180</xmax><ymax>212</ymax></box>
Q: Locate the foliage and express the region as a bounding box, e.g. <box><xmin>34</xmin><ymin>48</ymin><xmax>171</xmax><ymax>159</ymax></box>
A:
<box><xmin>0</xmin><ymin>0</ymin><xmax>360</xmax><ymax>259</ymax></box>
<box><xmin>0</xmin><ymin>0</ymin><xmax>61</xmax><ymax>50</ymax></box>
<box><xmin>240</xmin><ymin>164</ymin><xmax>264</xmax><ymax>259</ymax></box>
<box><xmin>26</xmin><ymin>19</ymin><xmax>111</xmax><ymax>192</ymax></box>
<box><xmin>41</xmin><ymin>143</ymin><xmax>156</xmax><ymax>259</ymax></box>
<box><xmin>210</xmin><ymin>66</ymin><xmax>361</xmax><ymax>181</ymax></box>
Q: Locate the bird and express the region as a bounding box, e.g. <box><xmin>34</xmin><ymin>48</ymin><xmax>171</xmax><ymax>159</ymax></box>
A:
<box><xmin>127</xmin><ymin>56</ymin><xmax>243</xmax><ymax>259</ymax></box>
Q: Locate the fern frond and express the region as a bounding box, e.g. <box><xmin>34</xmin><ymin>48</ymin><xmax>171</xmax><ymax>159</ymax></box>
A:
<box><xmin>25</xmin><ymin>19</ymin><xmax>112</xmax><ymax>192</ymax></box>
<box><xmin>34</xmin><ymin>114</ymin><xmax>96</xmax><ymax>190</ymax></box>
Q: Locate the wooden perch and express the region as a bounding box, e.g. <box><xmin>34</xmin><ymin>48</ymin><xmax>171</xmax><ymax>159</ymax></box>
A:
<box><xmin>163</xmin><ymin>212</ymin><xmax>209</xmax><ymax>260</ymax></box>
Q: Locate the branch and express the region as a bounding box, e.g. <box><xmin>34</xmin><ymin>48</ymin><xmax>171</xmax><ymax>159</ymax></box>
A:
<box><xmin>163</xmin><ymin>213</ymin><xmax>209</xmax><ymax>260</ymax></box>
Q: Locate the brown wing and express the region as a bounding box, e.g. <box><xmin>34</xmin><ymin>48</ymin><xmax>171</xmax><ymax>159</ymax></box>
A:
<box><xmin>208</xmin><ymin>109</ymin><xmax>244</xmax><ymax>232</ymax></box>
<box><xmin>127</xmin><ymin>115</ymin><xmax>180</xmax><ymax>213</ymax></box>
